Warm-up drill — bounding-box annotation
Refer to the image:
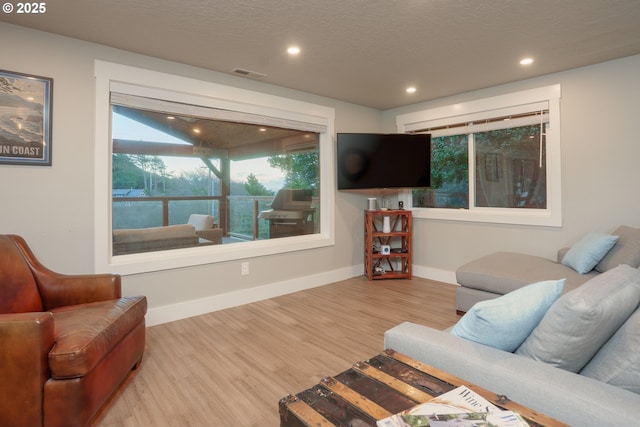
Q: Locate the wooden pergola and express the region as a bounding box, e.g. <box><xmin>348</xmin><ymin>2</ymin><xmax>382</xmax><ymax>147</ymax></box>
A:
<box><xmin>112</xmin><ymin>105</ymin><xmax>318</xmax><ymax>234</ymax></box>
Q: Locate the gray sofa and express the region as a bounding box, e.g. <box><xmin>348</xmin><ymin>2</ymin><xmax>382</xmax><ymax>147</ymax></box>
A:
<box><xmin>384</xmin><ymin>226</ymin><xmax>640</xmax><ymax>426</ymax></box>
<box><xmin>384</xmin><ymin>319</ymin><xmax>640</xmax><ymax>426</ymax></box>
<box><xmin>456</xmin><ymin>225</ymin><xmax>640</xmax><ymax>313</ymax></box>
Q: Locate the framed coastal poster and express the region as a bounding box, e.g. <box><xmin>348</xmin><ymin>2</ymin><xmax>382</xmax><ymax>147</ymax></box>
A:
<box><xmin>0</xmin><ymin>69</ymin><xmax>53</xmax><ymax>166</ymax></box>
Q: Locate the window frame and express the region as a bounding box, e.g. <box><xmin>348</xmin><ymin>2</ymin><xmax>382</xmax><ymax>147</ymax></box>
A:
<box><xmin>396</xmin><ymin>85</ymin><xmax>562</xmax><ymax>227</ymax></box>
<box><xmin>94</xmin><ymin>61</ymin><xmax>335</xmax><ymax>275</ymax></box>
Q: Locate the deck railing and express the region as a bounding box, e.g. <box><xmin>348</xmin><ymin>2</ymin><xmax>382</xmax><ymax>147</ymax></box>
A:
<box><xmin>112</xmin><ymin>195</ymin><xmax>275</xmax><ymax>240</ymax></box>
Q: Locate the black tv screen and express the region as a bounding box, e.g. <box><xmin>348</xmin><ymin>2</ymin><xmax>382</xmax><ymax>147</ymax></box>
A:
<box><xmin>337</xmin><ymin>133</ymin><xmax>431</xmax><ymax>190</ymax></box>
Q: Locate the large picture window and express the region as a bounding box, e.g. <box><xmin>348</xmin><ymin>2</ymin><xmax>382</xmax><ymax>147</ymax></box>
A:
<box><xmin>110</xmin><ymin>96</ymin><xmax>321</xmax><ymax>256</ymax></box>
<box><xmin>397</xmin><ymin>85</ymin><xmax>561</xmax><ymax>227</ymax></box>
<box><xmin>94</xmin><ymin>62</ymin><xmax>335</xmax><ymax>274</ymax></box>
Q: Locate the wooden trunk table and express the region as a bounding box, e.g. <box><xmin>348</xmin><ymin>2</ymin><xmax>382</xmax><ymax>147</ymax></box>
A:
<box><xmin>279</xmin><ymin>349</ymin><xmax>567</xmax><ymax>427</ymax></box>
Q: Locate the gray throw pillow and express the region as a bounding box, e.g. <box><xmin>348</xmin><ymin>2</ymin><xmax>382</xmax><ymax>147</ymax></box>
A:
<box><xmin>515</xmin><ymin>264</ymin><xmax>640</xmax><ymax>372</ymax></box>
<box><xmin>596</xmin><ymin>226</ymin><xmax>640</xmax><ymax>272</ymax></box>
<box><xmin>580</xmin><ymin>306</ymin><xmax>640</xmax><ymax>393</ymax></box>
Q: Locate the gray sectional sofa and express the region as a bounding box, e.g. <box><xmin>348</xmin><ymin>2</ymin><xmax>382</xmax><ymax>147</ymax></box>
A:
<box><xmin>383</xmin><ymin>225</ymin><xmax>640</xmax><ymax>426</ymax></box>
<box><xmin>384</xmin><ymin>316</ymin><xmax>640</xmax><ymax>426</ymax></box>
<box><xmin>455</xmin><ymin>225</ymin><xmax>640</xmax><ymax>313</ymax></box>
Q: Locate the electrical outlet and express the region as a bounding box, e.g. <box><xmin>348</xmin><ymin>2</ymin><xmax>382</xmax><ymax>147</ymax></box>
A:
<box><xmin>241</xmin><ymin>262</ymin><xmax>249</xmax><ymax>276</ymax></box>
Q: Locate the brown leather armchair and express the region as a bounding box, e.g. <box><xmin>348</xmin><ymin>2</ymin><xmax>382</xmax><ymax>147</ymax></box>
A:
<box><xmin>0</xmin><ymin>235</ymin><xmax>147</xmax><ymax>427</ymax></box>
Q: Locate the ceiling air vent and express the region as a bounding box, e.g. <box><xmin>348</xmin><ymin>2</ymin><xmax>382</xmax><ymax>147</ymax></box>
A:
<box><xmin>232</xmin><ymin>68</ymin><xmax>267</xmax><ymax>78</ymax></box>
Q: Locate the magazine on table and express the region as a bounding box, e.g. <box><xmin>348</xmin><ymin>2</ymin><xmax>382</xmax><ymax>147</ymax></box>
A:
<box><xmin>376</xmin><ymin>385</ymin><xmax>530</xmax><ymax>427</ymax></box>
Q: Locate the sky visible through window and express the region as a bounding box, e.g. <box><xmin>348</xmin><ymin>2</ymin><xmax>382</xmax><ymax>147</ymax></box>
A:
<box><xmin>112</xmin><ymin>113</ymin><xmax>286</xmax><ymax>193</ymax></box>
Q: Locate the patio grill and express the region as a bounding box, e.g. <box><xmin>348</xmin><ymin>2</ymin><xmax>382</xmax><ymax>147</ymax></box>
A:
<box><xmin>258</xmin><ymin>189</ymin><xmax>315</xmax><ymax>238</ymax></box>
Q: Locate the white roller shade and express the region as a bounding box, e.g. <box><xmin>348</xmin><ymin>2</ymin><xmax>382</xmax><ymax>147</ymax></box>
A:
<box><xmin>111</xmin><ymin>92</ymin><xmax>327</xmax><ymax>134</ymax></box>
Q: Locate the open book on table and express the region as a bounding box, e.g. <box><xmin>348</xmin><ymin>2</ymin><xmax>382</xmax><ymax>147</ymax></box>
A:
<box><xmin>376</xmin><ymin>385</ymin><xmax>530</xmax><ymax>427</ymax></box>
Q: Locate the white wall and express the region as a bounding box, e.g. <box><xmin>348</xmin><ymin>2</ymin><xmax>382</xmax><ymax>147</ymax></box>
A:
<box><xmin>0</xmin><ymin>23</ymin><xmax>381</xmax><ymax>325</ymax></box>
<box><xmin>3</xmin><ymin>22</ymin><xmax>640</xmax><ymax>324</ymax></box>
<box><xmin>382</xmin><ymin>54</ymin><xmax>640</xmax><ymax>277</ymax></box>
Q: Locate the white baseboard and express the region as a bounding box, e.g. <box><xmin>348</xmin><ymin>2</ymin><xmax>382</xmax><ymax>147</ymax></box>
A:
<box><xmin>412</xmin><ymin>264</ymin><xmax>458</xmax><ymax>285</ymax></box>
<box><xmin>145</xmin><ymin>263</ymin><xmax>456</xmax><ymax>327</ymax></box>
<box><xmin>145</xmin><ymin>264</ymin><xmax>362</xmax><ymax>326</ymax></box>
<box><xmin>352</xmin><ymin>263</ymin><xmax>457</xmax><ymax>285</ymax></box>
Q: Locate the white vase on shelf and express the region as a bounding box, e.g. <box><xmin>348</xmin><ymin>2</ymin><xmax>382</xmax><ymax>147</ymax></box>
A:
<box><xmin>382</xmin><ymin>216</ymin><xmax>391</xmax><ymax>233</ymax></box>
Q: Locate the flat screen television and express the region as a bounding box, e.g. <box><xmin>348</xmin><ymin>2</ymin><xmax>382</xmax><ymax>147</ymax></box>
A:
<box><xmin>337</xmin><ymin>133</ymin><xmax>431</xmax><ymax>190</ymax></box>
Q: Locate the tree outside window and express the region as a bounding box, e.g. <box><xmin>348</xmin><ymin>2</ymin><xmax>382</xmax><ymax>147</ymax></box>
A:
<box><xmin>413</xmin><ymin>134</ymin><xmax>468</xmax><ymax>209</ymax></box>
<box><xmin>412</xmin><ymin>124</ymin><xmax>546</xmax><ymax>211</ymax></box>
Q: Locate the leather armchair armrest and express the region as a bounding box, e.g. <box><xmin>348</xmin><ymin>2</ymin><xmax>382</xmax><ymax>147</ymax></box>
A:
<box><xmin>0</xmin><ymin>312</ymin><xmax>55</xmax><ymax>427</ymax></box>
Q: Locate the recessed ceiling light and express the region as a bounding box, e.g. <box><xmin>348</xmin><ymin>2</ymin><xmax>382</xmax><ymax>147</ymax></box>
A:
<box><xmin>287</xmin><ymin>46</ymin><xmax>301</xmax><ymax>55</ymax></box>
<box><xmin>406</xmin><ymin>86</ymin><xmax>417</xmax><ymax>94</ymax></box>
<box><xmin>520</xmin><ymin>57</ymin><xmax>534</xmax><ymax>65</ymax></box>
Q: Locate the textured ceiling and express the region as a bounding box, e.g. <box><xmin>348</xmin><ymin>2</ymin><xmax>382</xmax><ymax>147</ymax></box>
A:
<box><xmin>2</xmin><ymin>0</ymin><xmax>640</xmax><ymax>109</ymax></box>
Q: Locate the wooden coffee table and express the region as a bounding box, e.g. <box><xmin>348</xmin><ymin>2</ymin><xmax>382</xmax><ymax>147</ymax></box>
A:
<box><xmin>279</xmin><ymin>349</ymin><xmax>567</xmax><ymax>427</ymax></box>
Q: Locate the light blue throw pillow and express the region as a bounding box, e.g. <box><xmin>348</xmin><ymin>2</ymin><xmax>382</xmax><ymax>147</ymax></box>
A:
<box><xmin>451</xmin><ymin>279</ymin><xmax>565</xmax><ymax>352</ymax></box>
<box><xmin>561</xmin><ymin>232</ymin><xmax>618</xmax><ymax>274</ymax></box>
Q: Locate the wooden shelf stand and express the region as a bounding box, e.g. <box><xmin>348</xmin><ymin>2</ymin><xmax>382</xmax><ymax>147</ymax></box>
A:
<box><xmin>364</xmin><ymin>209</ymin><xmax>412</xmax><ymax>280</ymax></box>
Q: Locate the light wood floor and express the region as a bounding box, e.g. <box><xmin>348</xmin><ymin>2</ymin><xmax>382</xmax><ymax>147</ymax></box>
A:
<box><xmin>97</xmin><ymin>276</ymin><xmax>459</xmax><ymax>427</ymax></box>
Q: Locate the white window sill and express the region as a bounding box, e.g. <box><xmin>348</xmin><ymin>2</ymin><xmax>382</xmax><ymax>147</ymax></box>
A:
<box><xmin>409</xmin><ymin>206</ymin><xmax>561</xmax><ymax>227</ymax></box>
